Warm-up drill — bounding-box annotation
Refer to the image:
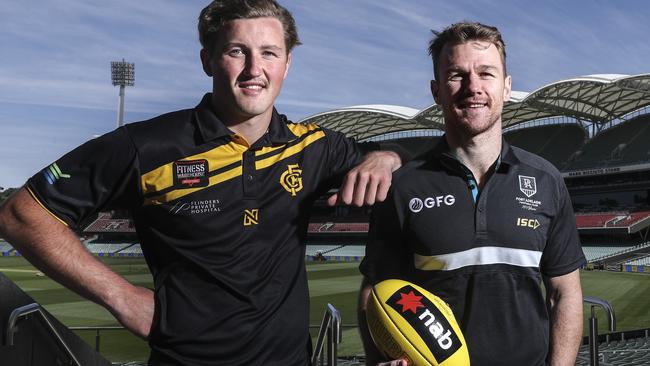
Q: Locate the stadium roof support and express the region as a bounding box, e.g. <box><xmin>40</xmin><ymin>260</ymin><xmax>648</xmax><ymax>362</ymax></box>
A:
<box><xmin>301</xmin><ymin>74</ymin><xmax>650</xmax><ymax>141</ymax></box>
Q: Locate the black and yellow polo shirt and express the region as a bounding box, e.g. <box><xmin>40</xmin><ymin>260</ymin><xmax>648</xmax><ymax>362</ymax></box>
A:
<box><xmin>27</xmin><ymin>93</ymin><xmax>370</xmax><ymax>365</ymax></box>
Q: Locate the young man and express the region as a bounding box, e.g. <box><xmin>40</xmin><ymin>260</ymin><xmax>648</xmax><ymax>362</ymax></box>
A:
<box><xmin>359</xmin><ymin>22</ymin><xmax>585</xmax><ymax>366</ymax></box>
<box><xmin>0</xmin><ymin>1</ymin><xmax>400</xmax><ymax>365</ymax></box>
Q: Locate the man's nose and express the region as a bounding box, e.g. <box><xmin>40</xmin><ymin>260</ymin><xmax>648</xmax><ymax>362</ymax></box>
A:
<box><xmin>244</xmin><ymin>54</ymin><xmax>263</xmax><ymax>77</ymax></box>
<box><xmin>464</xmin><ymin>73</ymin><xmax>482</xmax><ymax>94</ymax></box>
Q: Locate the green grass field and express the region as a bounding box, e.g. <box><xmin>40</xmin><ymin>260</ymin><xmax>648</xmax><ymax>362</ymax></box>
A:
<box><xmin>1</xmin><ymin>257</ymin><xmax>650</xmax><ymax>362</ymax></box>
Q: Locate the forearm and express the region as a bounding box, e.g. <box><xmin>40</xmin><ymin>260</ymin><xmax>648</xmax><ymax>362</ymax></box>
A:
<box><xmin>546</xmin><ymin>271</ymin><xmax>583</xmax><ymax>366</ymax></box>
<box><xmin>0</xmin><ymin>189</ymin><xmax>135</xmax><ymax>311</ymax></box>
<box><xmin>358</xmin><ymin>279</ymin><xmax>384</xmax><ymax>365</ymax></box>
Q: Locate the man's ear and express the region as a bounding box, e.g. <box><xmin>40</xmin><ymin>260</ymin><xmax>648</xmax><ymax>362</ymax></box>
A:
<box><xmin>503</xmin><ymin>74</ymin><xmax>512</xmax><ymax>101</ymax></box>
<box><xmin>200</xmin><ymin>48</ymin><xmax>212</xmax><ymax>77</ymax></box>
<box><xmin>283</xmin><ymin>52</ymin><xmax>292</xmax><ymax>80</ymax></box>
<box><xmin>430</xmin><ymin>79</ymin><xmax>440</xmax><ymax>104</ymax></box>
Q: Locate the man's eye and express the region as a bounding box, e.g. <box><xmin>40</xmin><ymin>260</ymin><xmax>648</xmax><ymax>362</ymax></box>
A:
<box><xmin>228</xmin><ymin>49</ymin><xmax>243</xmax><ymax>56</ymax></box>
<box><xmin>449</xmin><ymin>74</ymin><xmax>463</xmax><ymax>81</ymax></box>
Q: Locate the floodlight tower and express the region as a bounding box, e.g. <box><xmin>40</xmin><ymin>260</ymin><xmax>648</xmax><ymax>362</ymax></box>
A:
<box><xmin>111</xmin><ymin>59</ymin><xmax>135</xmax><ymax>128</ymax></box>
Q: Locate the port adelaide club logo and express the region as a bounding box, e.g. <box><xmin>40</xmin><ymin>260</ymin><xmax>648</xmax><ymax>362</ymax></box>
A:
<box><xmin>518</xmin><ymin>175</ymin><xmax>537</xmax><ymax>198</ymax></box>
<box><xmin>516</xmin><ymin>175</ymin><xmax>542</xmax><ymax>211</ymax></box>
<box><xmin>387</xmin><ymin>285</ymin><xmax>461</xmax><ymax>363</ymax></box>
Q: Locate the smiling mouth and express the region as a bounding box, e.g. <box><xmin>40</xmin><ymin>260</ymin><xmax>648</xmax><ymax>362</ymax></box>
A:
<box><xmin>238</xmin><ymin>80</ymin><xmax>266</xmax><ymax>91</ymax></box>
<box><xmin>458</xmin><ymin>101</ymin><xmax>488</xmax><ymax>109</ymax></box>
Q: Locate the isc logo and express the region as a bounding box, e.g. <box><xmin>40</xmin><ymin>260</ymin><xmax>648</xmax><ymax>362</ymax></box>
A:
<box><xmin>517</xmin><ymin>217</ymin><xmax>540</xmax><ymax>229</ymax></box>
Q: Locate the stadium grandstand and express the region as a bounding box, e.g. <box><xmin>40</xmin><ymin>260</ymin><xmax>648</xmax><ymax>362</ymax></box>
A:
<box><xmin>2</xmin><ymin>74</ymin><xmax>650</xmax><ymax>365</ymax></box>
<box><xmin>305</xmin><ymin>74</ymin><xmax>650</xmax><ymax>246</ymax></box>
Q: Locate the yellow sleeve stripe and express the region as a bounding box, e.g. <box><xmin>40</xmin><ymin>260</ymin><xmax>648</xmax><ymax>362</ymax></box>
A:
<box><xmin>254</xmin><ymin>123</ymin><xmax>321</xmax><ymax>157</ymax></box>
<box><xmin>143</xmin><ymin>165</ymin><xmax>242</xmax><ymax>206</ymax></box>
<box><xmin>25</xmin><ymin>186</ymin><xmax>69</xmax><ymax>227</ymax></box>
<box><xmin>285</xmin><ymin>122</ymin><xmax>320</xmax><ymax>136</ymax></box>
<box><xmin>255</xmin><ymin>130</ymin><xmax>326</xmax><ymax>170</ymax></box>
<box><xmin>254</xmin><ymin>143</ymin><xmax>285</xmax><ymax>156</ymax></box>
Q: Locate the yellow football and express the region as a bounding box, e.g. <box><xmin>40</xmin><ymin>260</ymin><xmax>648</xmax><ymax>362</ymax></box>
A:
<box><xmin>366</xmin><ymin>279</ymin><xmax>470</xmax><ymax>366</ymax></box>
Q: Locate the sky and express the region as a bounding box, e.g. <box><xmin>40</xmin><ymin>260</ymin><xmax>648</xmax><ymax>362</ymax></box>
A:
<box><xmin>1</xmin><ymin>0</ymin><xmax>649</xmax><ymax>189</ymax></box>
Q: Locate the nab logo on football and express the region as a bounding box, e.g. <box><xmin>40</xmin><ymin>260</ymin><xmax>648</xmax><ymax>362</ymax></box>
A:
<box><xmin>387</xmin><ymin>286</ymin><xmax>461</xmax><ymax>361</ymax></box>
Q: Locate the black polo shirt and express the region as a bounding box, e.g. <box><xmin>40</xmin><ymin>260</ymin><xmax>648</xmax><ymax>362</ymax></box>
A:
<box><xmin>27</xmin><ymin>93</ymin><xmax>368</xmax><ymax>365</ymax></box>
<box><xmin>361</xmin><ymin>138</ymin><xmax>585</xmax><ymax>366</ymax></box>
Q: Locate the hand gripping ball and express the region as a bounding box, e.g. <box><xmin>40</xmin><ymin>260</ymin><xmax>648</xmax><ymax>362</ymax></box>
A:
<box><xmin>366</xmin><ymin>279</ymin><xmax>470</xmax><ymax>366</ymax></box>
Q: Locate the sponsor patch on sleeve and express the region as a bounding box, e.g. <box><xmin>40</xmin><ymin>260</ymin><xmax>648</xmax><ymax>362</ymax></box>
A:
<box><xmin>173</xmin><ymin>159</ymin><xmax>209</xmax><ymax>188</ymax></box>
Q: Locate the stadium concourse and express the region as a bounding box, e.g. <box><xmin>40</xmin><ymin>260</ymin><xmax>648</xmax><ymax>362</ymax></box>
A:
<box><xmin>3</xmin><ymin>74</ymin><xmax>650</xmax><ymax>365</ymax></box>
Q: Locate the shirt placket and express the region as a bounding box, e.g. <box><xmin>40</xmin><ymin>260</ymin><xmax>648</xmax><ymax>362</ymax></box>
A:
<box><xmin>242</xmin><ymin>149</ymin><xmax>257</xmax><ymax>199</ymax></box>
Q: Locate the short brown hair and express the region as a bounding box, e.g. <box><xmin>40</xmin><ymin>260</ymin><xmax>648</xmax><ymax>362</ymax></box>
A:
<box><xmin>198</xmin><ymin>0</ymin><xmax>301</xmax><ymax>55</ymax></box>
<box><xmin>428</xmin><ymin>22</ymin><xmax>507</xmax><ymax>81</ymax></box>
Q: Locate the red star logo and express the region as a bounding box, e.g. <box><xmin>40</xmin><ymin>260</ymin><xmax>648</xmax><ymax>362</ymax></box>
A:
<box><xmin>396</xmin><ymin>291</ymin><xmax>424</xmax><ymax>314</ymax></box>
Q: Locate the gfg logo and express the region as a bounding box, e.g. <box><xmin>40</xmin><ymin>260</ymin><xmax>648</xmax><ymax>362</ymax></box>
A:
<box><xmin>409</xmin><ymin>198</ymin><xmax>424</xmax><ymax>212</ymax></box>
<box><xmin>409</xmin><ymin>195</ymin><xmax>456</xmax><ymax>213</ymax></box>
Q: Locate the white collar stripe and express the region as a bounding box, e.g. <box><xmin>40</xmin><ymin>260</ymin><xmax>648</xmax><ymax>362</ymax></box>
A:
<box><xmin>414</xmin><ymin>246</ymin><xmax>543</xmax><ymax>271</ymax></box>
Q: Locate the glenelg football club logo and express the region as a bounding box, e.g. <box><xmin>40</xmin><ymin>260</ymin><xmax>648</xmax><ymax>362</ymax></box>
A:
<box><xmin>280</xmin><ymin>164</ymin><xmax>303</xmax><ymax>196</ymax></box>
<box><xmin>518</xmin><ymin>175</ymin><xmax>537</xmax><ymax>198</ymax></box>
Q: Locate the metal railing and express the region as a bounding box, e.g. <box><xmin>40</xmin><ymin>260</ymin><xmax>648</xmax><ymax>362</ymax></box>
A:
<box><xmin>5</xmin><ymin>302</ymin><xmax>81</xmax><ymax>366</ymax></box>
<box><xmin>311</xmin><ymin>303</ymin><xmax>342</xmax><ymax>366</ymax></box>
<box><xmin>67</xmin><ymin>323</ymin><xmax>357</xmax><ymax>357</ymax></box>
<box><xmin>69</xmin><ymin>325</ymin><xmax>125</xmax><ymax>352</ymax></box>
<box><xmin>583</xmin><ymin>296</ymin><xmax>616</xmax><ymax>366</ymax></box>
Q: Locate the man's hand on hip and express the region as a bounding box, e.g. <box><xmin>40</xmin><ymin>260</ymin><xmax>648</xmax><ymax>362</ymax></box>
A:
<box><xmin>110</xmin><ymin>285</ymin><xmax>155</xmax><ymax>339</ymax></box>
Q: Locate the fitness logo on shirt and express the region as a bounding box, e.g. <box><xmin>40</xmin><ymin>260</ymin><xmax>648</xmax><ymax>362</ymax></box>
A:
<box><xmin>174</xmin><ymin>159</ymin><xmax>209</xmax><ymax>188</ymax></box>
<box><xmin>280</xmin><ymin>164</ymin><xmax>303</xmax><ymax>196</ymax></box>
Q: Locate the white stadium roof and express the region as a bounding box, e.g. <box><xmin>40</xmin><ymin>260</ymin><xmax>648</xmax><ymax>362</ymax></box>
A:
<box><xmin>300</xmin><ymin>73</ymin><xmax>650</xmax><ymax>141</ymax></box>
